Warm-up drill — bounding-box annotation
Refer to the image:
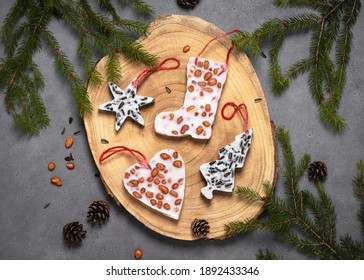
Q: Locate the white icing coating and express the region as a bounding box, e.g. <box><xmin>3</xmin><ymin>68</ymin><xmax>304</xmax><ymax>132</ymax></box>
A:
<box><xmin>154</xmin><ymin>57</ymin><xmax>228</xmax><ymax>139</ymax></box>
<box><xmin>200</xmin><ymin>129</ymin><xmax>253</xmax><ymax>199</ymax></box>
<box><xmin>123</xmin><ymin>149</ymin><xmax>185</xmax><ymax>220</ymax></box>
<box><xmin>99</xmin><ymin>80</ymin><xmax>155</xmax><ymax>131</ymax></box>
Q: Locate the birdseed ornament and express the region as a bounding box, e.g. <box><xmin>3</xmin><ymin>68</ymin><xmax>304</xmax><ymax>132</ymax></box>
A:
<box><xmin>154</xmin><ymin>30</ymin><xmax>241</xmax><ymax>139</ymax></box>
<box><xmin>99</xmin><ymin>146</ymin><xmax>185</xmax><ymax>220</ymax></box>
<box><xmin>200</xmin><ymin>102</ymin><xmax>252</xmax><ymax>199</ymax></box>
<box><xmin>99</xmin><ymin>58</ymin><xmax>180</xmax><ymax>131</ymax></box>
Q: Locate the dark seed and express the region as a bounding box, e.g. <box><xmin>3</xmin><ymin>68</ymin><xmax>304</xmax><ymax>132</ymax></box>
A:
<box><xmin>73</xmin><ymin>130</ymin><xmax>82</xmax><ymax>136</ymax></box>
<box><xmin>61</xmin><ymin>127</ymin><xmax>66</xmax><ymax>135</ymax></box>
<box><xmin>70</xmin><ymin>153</ymin><xmax>74</xmax><ymax>160</ymax></box>
<box><xmin>254</xmin><ymin>98</ymin><xmax>262</xmax><ymax>103</ymax></box>
<box><xmin>43</xmin><ymin>203</ymin><xmax>50</xmax><ymax>209</ymax></box>
<box><xmin>65</xmin><ymin>156</ymin><xmax>72</xmax><ymax>161</ymax></box>
<box><xmin>101</xmin><ymin>139</ymin><xmax>109</xmax><ymax>144</ymax></box>
<box><xmin>69</xmin><ymin>117</ymin><xmax>73</xmax><ymax>124</ymax></box>
<box><xmin>95</xmin><ymin>173</ymin><xmax>100</xmax><ymax>177</ymax></box>
<box><xmin>260</xmin><ymin>52</ymin><xmax>267</xmax><ymax>59</ymax></box>
<box><xmin>165</xmin><ymin>87</ymin><xmax>171</xmax><ymax>94</ymax></box>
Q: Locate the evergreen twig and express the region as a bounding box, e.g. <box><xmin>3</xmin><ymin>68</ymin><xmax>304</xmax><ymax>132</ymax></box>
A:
<box><xmin>232</xmin><ymin>0</ymin><xmax>362</xmax><ymax>132</ymax></box>
<box><xmin>0</xmin><ymin>0</ymin><xmax>157</xmax><ymax>134</ymax></box>
<box><xmin>225</xmin><ymin>126</ymin><xmax>364</xmax><ymax>259</ymax></box>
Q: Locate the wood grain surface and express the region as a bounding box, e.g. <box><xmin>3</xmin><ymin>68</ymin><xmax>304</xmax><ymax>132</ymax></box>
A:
<box><xmin>84</xmin><ymin>14</ymin><xmax>276</xmax><ymax>240</ymax></box>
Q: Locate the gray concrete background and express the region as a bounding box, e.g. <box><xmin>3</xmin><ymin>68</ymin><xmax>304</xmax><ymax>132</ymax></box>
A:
<box><xmin>0</xmin><ymin>0</ymin><xmax>363</xmax><ymax>260</ymax></box>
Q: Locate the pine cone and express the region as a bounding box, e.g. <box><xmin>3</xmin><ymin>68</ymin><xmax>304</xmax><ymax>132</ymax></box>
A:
<box><xmin>191</xmin><ymin>218</ymin><xmax>210</xmax><ymax>236</ymax></box>
<box><xmin>308</xmin><ymin>161</ymin><xmax>328</xmax><ymax>181</ymax></box>
<box><xmin>87</xmin><ymin>200</ymin><xmax>110</xmax><ymax>224</ymax></box>
<box><xmin>177</xmin><ymin>0</ymin><xmax>199</xmax><ymax>9</ymax></box>
<box><xmin>63</xmin><ymin>221</ymin><xmax>87</xmax><ymax>244</ymax></box>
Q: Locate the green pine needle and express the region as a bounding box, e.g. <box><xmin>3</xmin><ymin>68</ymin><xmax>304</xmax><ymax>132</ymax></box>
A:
<box><xmin>256</xmin><ymin>249</ymin><xmax>280</xmax><ymax>260</ymax></box>
<box><xmin>233</xmin><ymin>0</ymin><xmax>361</xmax><ymax>132</ymax></box>
<box><xmin>226</xmin><ymin>126</ymin><xmax>364</xmax><ymax>259</ymax></box>
<box><xmin>0</xmin><ymin>0</ymin><xmax>156</xmax><ymax>134</ymax></box>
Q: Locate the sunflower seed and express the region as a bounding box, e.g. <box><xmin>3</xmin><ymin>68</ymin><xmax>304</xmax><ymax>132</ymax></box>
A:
<box><xmin>65</xmin><ymin>153</ymin><xmax>74</xmax><ymax>161</ymax></box>
<box><xmin>69</xmin><ymin>117</ymin><xmax>73</xmax><ymax>124</ymax></box>
<box><xmin>254</xmin><ymin>98</ymin><xmax>262</xmax><ymax>103</ymax></box>
<box><xmin>73</xmin><ymin>130</ymin><xmax>82</xmax><ymax>136</ymax></box>
<box><xmin>165</xmin><ymin>86</ymin><xmax>171</xmax><ymax>94</ymax></box>
<box><xmin>101</xmin><ymin>139</ymin><xmax>109</xmax><ymax>144</ymax></box>
<box><xmin>44</xmin><ymin>203</ymin><xmax>50</xmax><ymax>209</ymax></box>
<box><xmin>61</xmin><ymin>127</ymin><xmax>65</xmax><ymax>135</ymax></box>
<box><xmin>260</xmin><ymin>52</ymin><xmax>267</xmax><ymax>59</ymax></box>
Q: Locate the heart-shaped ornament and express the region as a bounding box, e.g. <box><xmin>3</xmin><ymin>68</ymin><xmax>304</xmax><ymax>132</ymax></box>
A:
<box><xmin>123</xmin><ymin>149</ymin><xmax>185</xmax><ymax>220</ymax></box>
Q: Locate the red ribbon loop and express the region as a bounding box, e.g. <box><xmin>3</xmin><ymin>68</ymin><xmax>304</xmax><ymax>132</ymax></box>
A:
<box><xmin>194</xmin><ymin>29</ymin><xmax>242</xmax><ymax>75</ymax></box>
<box><xmin>99</xmin><ymin>146</ymin><xmax>151</xmax><ymax>169</ymax></box>
<box><xmin>132</xmin><ymin>57</ymin><xmax>180</xmax><ymax>88</ymax></box>
<box><xmin>221</xmin><ymin>102</ymin><xmax>249</xmax><ymax>133</ymax></box>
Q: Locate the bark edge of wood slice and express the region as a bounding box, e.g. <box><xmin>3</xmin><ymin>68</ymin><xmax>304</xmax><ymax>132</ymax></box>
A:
<box><xmin>84</xmin><ymin>14</ymin><xmax>277</xmax><ymax>241</ymax></box>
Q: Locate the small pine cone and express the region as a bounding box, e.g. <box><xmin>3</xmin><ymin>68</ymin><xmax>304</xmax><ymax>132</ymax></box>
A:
<box><xmin>308</xmin><ymin>161</ymin><xmax>328</xmax><ymax>181</ymax></box>
<box><xmin>177</xmin><ymin>0</ymin><xmax>199</xmax><ymax>9</ymax></box>
<box><xmin>191</xmin><ymin>218</ymin><xmax>210</xmax><ymax>236</ymax></box>
<box><xmin>87</xmin><ymin>200</ymin><xmax>110</xmax><ymax>224</ymax></box>
<box><xmin>63</xmin><ymin>221</ymin><xmax>87</xmax><ymax>244</ymax></box>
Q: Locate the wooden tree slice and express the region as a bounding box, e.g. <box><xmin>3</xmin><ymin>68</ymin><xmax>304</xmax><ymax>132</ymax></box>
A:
<box><xmin>84</xmin><ymin>14</ymin><xmax>276</xmax><ymax>240</ymax></box>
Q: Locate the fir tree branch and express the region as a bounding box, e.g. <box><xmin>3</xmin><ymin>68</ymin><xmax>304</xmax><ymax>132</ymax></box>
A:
<box><xmin>0</xmin><ymin>0</ymin><xmax>157</xmax><ymax>134</ymax></box>
<box><xmin>232</xmin><ymin>0</ymin><xmax>362</xmax><ymax>132</ymax></box>
<box><xmin>226</xmin><ymin>126</ymin><xmax>363</xmax><ymax>259</ymax></box>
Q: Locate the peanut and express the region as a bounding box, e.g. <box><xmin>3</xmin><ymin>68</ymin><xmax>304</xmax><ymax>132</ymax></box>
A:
<box><xmin>202</xmin><ymin>112</ymin><xmax>207</xmax><ymax>117</ymax></box>
<box><xmin>172</xmin><ymin>130</ymin><xmax>178</xmax><ymax>135</ymax></box>
<box><xmin>204</xmin><ymin>87</ymin><xmax>213</xmax><ymax>93</ymax></box>
<box><xmin>133</xmin><ymin>191</ymin><xmax>142</xmax><ymax>199</ymax></box>
<box><xmin>194</xmin><ymin>69</ymin><xmax>202</xmax><ymax>77</ymax></box>
<box><xmin>65</xmin><ymin>136</ymin><xmax>74</xmax><ymax>149</ymax></box>
<box><xmin>198</xmin><ymin>81</ymin><xmax>206</xmax><ymax>87</ymax></box>
<box><xmin>203</xmin><ymin>121</ymin><xmax>211</xmax><ymax>127</ymax></box>
<box><xmin>164</xmin><ymin>203</ymin><xmax>171</xmax><ymax>210</ymax></box>
<box><xmin>48</xmin><ymin>162</ymin><xmax>56</xmax><ymax>171</ymax></box>
<box><xmin>129</xmin><ymin>180</ymin><xmax>139</xmax><ymax>187</ymax></box>
<box><xmin>177</xmin><ymin>116</ymin><xmax>183</xmax><ymax>124</ymax></box>
<box><xmin>178</xmin><ymin>178</ymin><xmax>184</xmax><ymax>184</ymax></box>
<box><xmin>172</xmin><ymin>183</ymin><xmax>179</xmax><ymax>189</ymax></box>
<box><xmin>150</xmin><ymin>199</ymin><xmax>157</xmax><ymax>206</ymax></box>
<box><xmin>151</xmin><ymin>168</ymin><xmax>158</xmax><ymax>177</ymax></box>
<box><xmin>146</xmin><ymin>191</ymin><xmax>154</xmax><ymax>198</ymax></box>
<box><xmin>213</xmin><ymin>68</ymin><xmax>219</xmax><ymax>75</ymax></box>
<box><xmin>169</xmin><ymin>114</ymin><xmax>174</xmax><ymax>120</ymax></box>
<box><xmin>173</xmin><ymin>160</ymin><xmax>183</xmax><ymax>168</ymax></box>
<box><xmin>157</xmin><ymin>201</ymin><xmax>162</xmax><ymax>209</ymax></box>
<box><xmin>66</xmin><ymin>162</ymin><xmax>75</xmax><ymax>170</ymax></box>
<box><xmin>134</xmin><ymin>248</ymin><xmax>143</xmax><ymax>260</ymax></box>
<box><xmin>158</xmin><ymin>185</ymin><xmax>169</xmax><ymax>194</ymax></box>
<box><xmin>180</xmin><ymin>124</ymin><xmax>189</xmax><ymax>134</ymax></box>
<box><xmin>169</xmin><ymin>190</ymin><xmax>178</xmax><ymax>197</ymax></box>
<box><xmin>173</xmin><ymin>151</ymin><xmax>179</xmax><ymax>159</ymax></box>
<box><xmin>217</xmin><ymin>82</ymin><xmax>222</xmax><ymax>88</ymax></box>
<box><xmin>125</xmin><ymin>172</ymin><xmax>130</xmax><ymax>179</ymax></box>
<box><xmin>158</xmin><ymin>173</ymin><xmax>165</xmax><ymax>179</ymax></box>
<box><xmin>182</xmin><ymin>45</ymin><xmax>190</xmax><ymax>53</ymax></box>
<box><xmin>140</xmin><ymin>188</ymin><xmax>146</xmax><ymax>194</ymax></box>
<box><xmin>175</xmin><ymin>199</ymin><xmax>182</xmax><ymax>205</ymax></box>
<box><xmin>156</xmin><ymin>163</ymin><xmax>165</xmax><ymax>170</ymax></box>
<box><xmin>162</xmin><ymin>179</ymin><xmax>167</xmax><ymax>184</ymax></box>
<box><xmin>204</xmin><ymin>60</ymin><xmax>210</xmax><ymax>69</ymax></box>
<box><xmin>139</xmin><ymin>177</ymin><xmax>145</xmax><ymax>183</ymax></box>
<box><xmin>147</xmin><ymin>177</ymin><xmax>153</xmax><ymax>182</ymax></box>
<box><xmin>188</xmin><ymin>85</ymin><xmax>194</xmax><ymax>92</ymax></box>
<box><xmin>50</xmin><ymin>177</ymin><xmax>62</xmax><ymax>187</ymax></box>
<box><xmin>208</xmin><ymin>78</ymin><xmax>217</xmax><ymax>86</ymax></box>
<box><xmin>156</xmin><ymin>193</ymin><xmax>164</xmax><ymax>200</ymax></box>
<box><xmin>187</xmin><ymin>105</ymin><xmax>195</xmax><ymax>112</ymax></box>
<box><xmin>197</xmin><ymin>61</ymin><xmax>203</xmax><ymax>67</ymax></box>
<box><xmin>196</xmin><ymin>126</ymin><xmax>203</xmax><ymax>135</ymax></box>
<box><xmin>154</xmin><ymin>178</ymin><xmax>160</xmax><ymax>185</ymax></box>
<box><xmin>204</xmin><ymin>72</ymin><xmax>212</xmax><ymax>81</ymax></box>
<box><xmin>205</xmin><ymin>104</ymin><xmax>211</xmax><ymax>112</ymax></box>
<box><xmin>160</xmin><ymin>153</ymin><xmax>171</xmax><ymax>160</ymax></box>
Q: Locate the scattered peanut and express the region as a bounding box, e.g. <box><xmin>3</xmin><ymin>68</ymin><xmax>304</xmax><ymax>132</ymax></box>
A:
<box><xmin>180</xmin><ymin>124</ymin><xmax>189</xmax><ymax>134</ymax></box>
<box><xmin>205</xmin><ymin>104</ymin><xmax>211</xmax><ymax>112</ymax></box>
<box><xmin>203</xmin><ymin>121</ymin><xmax>211</xmax><ymax>127</ymax></box>
<box><xmin>173</xmin><ymin>152</ymin><xmax>179</xmax><ymax>159</ymax></box>
<box><xmin>158</xmin><ymin>185</ymin><xmax>169</xmax><ymax>194</ymax></box>
<box><xmin>134</xmin><ymin>248</ymin><xmax>143</xmax><ymax>260</ymax></box>
<box><xmin>48</xmin><ymin>162</ymin><xmax>56</xmax><ymax>171</ymax></box>
<box><xmin>173</xmin><ymin>160</ymin><xmax>183</xmax><ymax>168</ymax></box>
<box><xmin>65</xmin><ymin>136</ymin><xmax>74</xmax><ymax>149</ymax></box>
<box><xmin>188</xmin><ymin>85</ymin><xmax>194</xmax><ymax>92</ymax></box>
<box><xmin>50</xmin><ymin>177</ymin><xmax>62</xmax><ymax>187</ymax></box>
<box><xmin>208</xmin><ymin>78</ymin><xmax>217</xmax><ymax>86</ymax></box>
<box><xmin>170</xmin><ymin>190</ymin><xmax>178</xmax><ymax>197</ymax></box>
<box><xmin>175</xmin><ymin>199</ymin><xmax>182</xmax><ymax>205</ymax></box>
<box><xmin>204</xmin><ymin>72</ymin><xmax>212</xmax><ymax>81</ymax></box>
<box><xmin>177</xmin><ymin>116</ymin><xmax>184</xmax><ymax>124</ymax></box>
<box><xmin>172</xmin><ymin>183</ymin><xmax>179</xmax><ymax>189</ymax></box>
<box><xmin>156</xmin><ymin>163</ymin><xmax>165</xmax><ymax>170</ymax></box>
<box><xmin>182</xmin><ymin>45</ymin><xmax>190</xmax><ymax>53</ymax></box>
<box><xmin>151</xmin><ymin>168</ymin><xmax>159</xmax><ymax>177</ymax></box>
<box><xmin>133</xmin><ymin>191</ymin><xmax>142</xmax><ymax>199</ymax></box>
<box><xmin>164</xmin><ymin>203</ymin><xmax>171</xmax><ymax>210</ymax></box>
<box><xmin>196</xmin><ymin>126</ymin><xmax>203</xmax><ymax>135</ymax></box>
<box><xmin>194</xmin><ymin>69</ymin><xmax>202</xmax><ymax>77</ymax></box>
<box><xmin>129</xmin><ymin>180</ymin><xmax>139</xmax><ymax>187</ymax></box>
<box><xmin>66</xmin><ymin>162</ymin><xmax>75</xmax><ymax>170</ymax></box>
<box><xmin>160</xmin><ymin>153</ymin><xmax>171</xmax><ymax>160</ymax></box>
<box><xmin>204</xmin><ymin>60</ymin><xmax>209</xmax><ymax>69</ymax></box>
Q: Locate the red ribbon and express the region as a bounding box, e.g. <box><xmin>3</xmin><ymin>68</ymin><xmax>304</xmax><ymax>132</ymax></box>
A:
<box><xmin>194</xmin><ymin>29</ymin><xmax>242</xmax><ymax>75</ymax></box>
<box><xmin>99</xmin><ymin>146</ymin><xmax>151</xmax><ymax>169</ymax></box>
<box><xmin>132</xmin><ymin>57</ymin><xmax>180</xmax><ymax>88</ymax></box>
<box><xmin>221</xmin><ymin>102</ymin><xmax>249</xmax><ymax>133</ymax></box>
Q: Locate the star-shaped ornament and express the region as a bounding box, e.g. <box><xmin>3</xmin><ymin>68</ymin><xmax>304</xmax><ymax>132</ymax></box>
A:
<box><xmin>99</xmin><ymin>80</ymin><xmax>155</xmax><ymax>131</ymax></box>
